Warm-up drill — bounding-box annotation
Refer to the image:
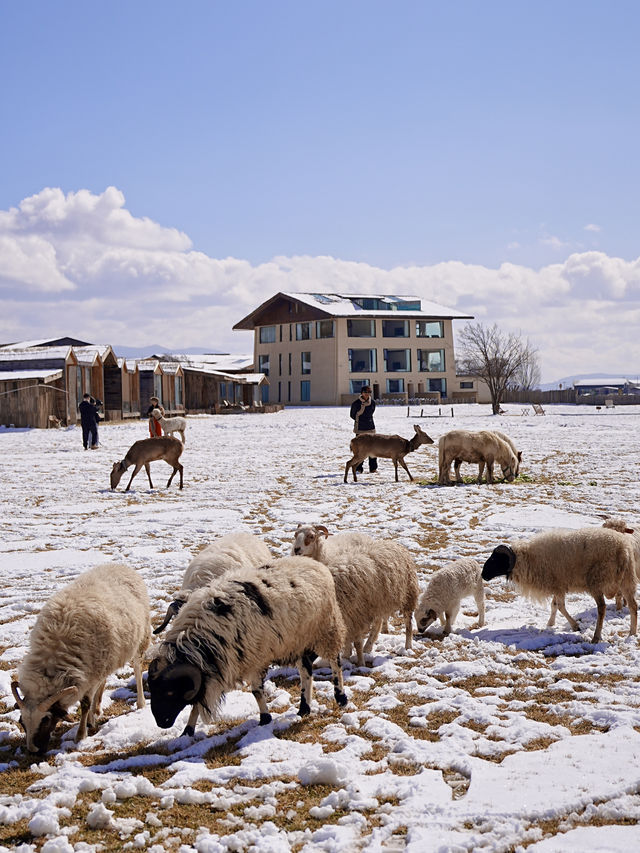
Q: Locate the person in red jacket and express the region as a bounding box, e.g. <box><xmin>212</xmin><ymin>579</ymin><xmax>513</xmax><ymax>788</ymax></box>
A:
<box><xmin>147</xmin><ymin>396</ymin><xmax>164</xmax><ymax>437</ymax></box>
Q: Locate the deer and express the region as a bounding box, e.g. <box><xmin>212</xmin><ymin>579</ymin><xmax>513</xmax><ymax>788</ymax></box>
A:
<box><xmin>110</xmin><ymin>436</ymin><xmax>184</xmax><ymax>491</ymax></box>
<box><xmin>344</xmin><ymin>424</ymin><xmax>435</xmax><ymax>483</ymax></box>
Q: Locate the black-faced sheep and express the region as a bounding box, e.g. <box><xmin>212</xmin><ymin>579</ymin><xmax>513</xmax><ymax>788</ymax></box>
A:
<box><xmin>415</xmin><ymin>558</ymin><xmax>485</xmax><ymax>635</ymax></box>
<box><xmin>291</xmin><ymin>524</ymin><xmax>419</xmax><ymax>665</ymax></box>
<box><xmin>482</xmin><ymin>527</ymin><xmax>638</xmax><ymax>642</ymax></box>
<box><xmin>438</xmin><ymin>430</ymin><xmax>517</xmax><ymax>486</ymax></box>
<box><xmin>12</xmin><ymin>563</ymin><xmax>150</xmax><ymax>753</ymax></box>
<box><xmin>148</xmin><ymin>557</ymin><xmax>348</xmax><ymax>737</ymax></box>
<box><xmin>153</xmin><ymin>531</ymin><xmax>272</xmax><ymax>633</ymax></box>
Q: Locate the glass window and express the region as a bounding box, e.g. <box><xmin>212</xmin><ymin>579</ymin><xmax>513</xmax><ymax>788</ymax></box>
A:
<box><xmin>287</xmin><ymin>381</ymin><xmax>291</xmax><ymax>402</ymax></box>
<box><xmin>278</xmin><ymin>381</ymin><xmax>282</xmax><ymax>403</ymax></box>
<box><xmin>278</xmin><ymin>353</ymin><xmax>282</xmax><ymax>375</ymax></box>
<box><xmin>417</xmin><ymin>349</ymin><xmax>445</xmax><ymax>372</ymax></box>
<box><xmin>460</xmin><ymin>380</ymin><xmax>474</xmax><ymax>389</ymax></box>
<box><xmin>428</xmin><ymin>378</ymin><xmax>447</xmax><ymax>394</ymax></box>
<box><xmin>416</xmin><ymin>320</ymin><xmax>444</xmax><ymax>338</ymax></box>
<box><xmin>288</xmin><ymin>353</ymin><xmax>292</xmax><ymax>375</ymax></box>
<box><xmin>261</xmin><ymin>384</ymin><xmax>269</xmax><ymax>403</ymax></box>
<box><xmin>348</xmin><ymin>348</ymin><xmax>377</xmax><ymax>373</ymax></box>
<box><xmin>75</xmin><ymin>367</ymin><xmax>82</xmax><ymax>405</ymax></box>
<box><xmin>382</xmin><ymin>319</ymin><xmax>409</xmax><ymax>338</ymax></box>
<box><xmin>383</xmin><ymin>349</ymin><xmax>411</xmax><ymax>372</ymax></box>
<box><xmin>259</xmin><ymin>326</ymin><xmax>276</xmax><ymax>343</ymax></box>
<box><xmin>296</xmin><ymin>322</ymin><xmax>312</xmax><ymax>341</ymax></box>
<box><xmin>220</xmin><ymin>382</ymin><xmax>226</xmax><ymax>399</ymax></box>
<box><xmin>316</xmin><ymin>319</ymin><xmax>335</xmax><ymax>338</ymax></box>
<box><xmin>301</xmin><ymin>380</ymin><xmax>311</xmax><ymax>402</ymax></box>
<box><xmin>347</xmin><ymin>319</ymin><xmax>375</xmax><ymax>337</ymax></box>
<box><xmin>258</xmin><ymin>354</ymin><xmax>270</xmax><ymax>376</ymax></box>
<box><xmin>350</xmin><ymin>379</ymin><xmax>371</xmax><ymax>394</ymax></box>
<box><xmin>301</xmin><ymin>352</ymin><xmax>311</xmax><ymax>375</ymax></box>
<box><xmin>386</xmin><ymin>378</ymin><xmax>405</xmax><ymax>393</ymax></box>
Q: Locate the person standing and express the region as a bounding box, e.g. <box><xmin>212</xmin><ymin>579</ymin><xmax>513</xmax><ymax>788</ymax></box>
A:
<box><xmin>147</xmin><ymin>396</ymin><xmax>164</xmax><ymax>437</ymax></box>
<box><xmin>78</xmin><ymin>393</ymin><xmax>99</xmax><ymax>450</ymax></box>
<box><xmin>90</xmin><ymin>397</ymin><xmax>102</xmax><ymax>448</ymax></box>
<box><xmin>349</xmin><ymin>385</ymin><xmax>378</xmax><ymax>473</ymax></box>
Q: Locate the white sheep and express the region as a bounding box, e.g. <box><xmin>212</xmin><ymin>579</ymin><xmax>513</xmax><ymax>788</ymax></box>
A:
<box><xmin>153</xmin><ymin>531</ymin><xmax>272</xmax><ymax>633</ymax></box>
<box><xmin>482</xmin><ymin>527</ymin><xmax>638</xmax><ymax>642</ymax></box>
<box><xmin>12</xmin><ymin>563</ymin><xmax>151</xmax><ymax>752</ymax></box>
<box><xmin>148</xmin><ymin>556</ymin><xmax>348</xmax><ymax>736</ymax></box>
<box><xmin>477</xmin><ymin>431</ymin><xmax>522</xmax><ymax>482</ymax></box>
<box><xmin>291</xmin><ymin>524</ymin><xmax>419</xmax><ymax>666</ymax></box>
<box><xmin>152</xmin><ymin>407</ymin><xmax>187</xmax><ymax>444</ymax></box>
<box><xmin>415</xmin><ymin>558</ymin><xmax>485</xmax><ymax>636</ymax></box>
<box><xmin>438</xmin><ymin>430</ymin><xmax>517</xmax><ymax>485</ymax></box>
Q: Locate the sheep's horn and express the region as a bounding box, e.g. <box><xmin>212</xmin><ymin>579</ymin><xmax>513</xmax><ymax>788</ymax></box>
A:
<box><xmin>37</xmin><ymin>686</ymin><xmax>78</xmax><ymax>713</ymax></box>
<box><xmin>315</xmin><ymin>525</ymin><xmax>330</xmax><ymax>537</ymax></box>
<box><xmin>153</xmin><ymin>600</ymin><xmax>184</xmax><ymax>634</ymax></box>
<box><xmin>11</xmin><ymin>681</ymin><xmax>24</xmax><ymax>708</ymax></box>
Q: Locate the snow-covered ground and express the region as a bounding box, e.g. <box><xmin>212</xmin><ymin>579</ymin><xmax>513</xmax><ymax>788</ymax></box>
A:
<box><xmin>1</xmin><ymin>403</ymin><xmax>640</xmax><ymax>852</ymax></box>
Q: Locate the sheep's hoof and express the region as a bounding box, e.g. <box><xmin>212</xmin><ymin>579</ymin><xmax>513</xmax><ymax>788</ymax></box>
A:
<box><xmin>259</xmin><ymin>713</ymin><xmax>272</xmax><ymax>726</ymax></box>
<box><xmin>180</xmin><ymin>724</ymin><xmax>195</xmax><ymax>737</ymax></box>
<box><xmin>298</xmin><ymin>699</ymin><xmax>311</xmax><ymax>717</ymax></box>
<box><xmin>335</xmin><ymin>691</ymin><xmax>348</xmax><ymax>707</ymax></box>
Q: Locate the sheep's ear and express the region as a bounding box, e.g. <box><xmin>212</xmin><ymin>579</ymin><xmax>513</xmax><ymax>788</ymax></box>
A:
<box><xmin>11</xmin><ymin>681</ymin><xmax>24</xmax><ymax>708</ymax></box>
<box><xmin>315</xmin><ymin>525</ymin><xmax>329</xmax><ymax>538</ymax></box>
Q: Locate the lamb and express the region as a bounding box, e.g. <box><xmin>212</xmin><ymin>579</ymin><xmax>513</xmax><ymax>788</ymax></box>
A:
<box><xmin>438</xmin><ymin>429</ymin><xmax>517</xmax><ymax>485</ymax></box>
<box><xmin>291</xmin><ymin>524</ymin><xmax>419</xmax><ymax>666</ymax></box>
<box><xmin>152</xmin><ymin>408</ymin><xmax>187</xmax><ymax>444</ymax></box>
<box><xmin>148</xmin><ymin>557</ymin><xmax>348</xmax><ymax>736</ymax></box>
<box><xmin>11</xmin><ymin>563</ymin><xmax>150</xmax><ymax>753</ymax></box>
<box><xmin>415</xmin><ymin>558</ymin><xmax>485</xmax><ymax>636</ymax></box>
<box><xmin>477</xmin><ymin>431</ymin><xmax>522</xmax><ymax>482</ymax></box>
<box><xmin>153</xmin><ymin>531</ymin><xmax>273</xmax><ymax>633</ymax></box>
<box><xmin>482</xmin><ymin>527</ymin><xmax>638</xmax><ymax>642</ymax></box>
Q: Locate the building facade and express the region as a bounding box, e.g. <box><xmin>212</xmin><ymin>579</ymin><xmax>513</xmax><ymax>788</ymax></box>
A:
<box><xmin>234</xmin><ymin>292</ymin><xmax>473</xmax><ymax>405</ymax></box>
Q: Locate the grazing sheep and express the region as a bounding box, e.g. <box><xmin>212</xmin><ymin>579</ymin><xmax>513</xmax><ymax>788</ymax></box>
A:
<box><xmin>438</xmin><ymin>430</ymin><xmax>517</xmax><ymax>486</ymax></box>
<box><xmin>415</xmin><ymin>558</ymin><xmax>485</xmax><ymax>636</ymax></box>
<box><xmin>154</xmin><ymin>531</ymin><xmax>273</xmax><ymax>633</ymax></box>
<box><xmin>482</xmin><ymin>527</ymin><xmax>638</xmax><ymax>642</ymax></box>
<box><xmin>291</xmin><ymin>524</ymin><xmax>419</xmax><ymax>665</ymax></box>
<box><xmin>152</xmin><ymin>408</ymin><xmax>187</xmax><ymax>444</ymax></box>
<box><xmin>477</xmin><ymin>431</ymin><xmax>522</xmax><ymax>482</ymax></box>
<box><xmin>12</xmin><ymin>563</ymin><xmax>150</xmax><ymax>753</ymax></box>
<box><xmin>148</xmin><ymin>557</ymin><xmax>348</xmax><ymax>736</ymax></box>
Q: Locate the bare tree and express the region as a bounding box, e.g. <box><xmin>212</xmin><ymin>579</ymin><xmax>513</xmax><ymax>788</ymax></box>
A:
<box><xmin>457</xmin><ymin>323</ymin><xmax>540</xmax><ymax>414</ymax></box>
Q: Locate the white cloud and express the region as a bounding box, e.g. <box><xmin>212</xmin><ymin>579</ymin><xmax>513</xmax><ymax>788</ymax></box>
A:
<box><xmin>0</xmin><ymin>187</ymin><xmax>639</xmax><ymax>382</ymax></box>
<box><xmin>584</xmin><ymin>223</ymin><xmax>601</xmax><ymax>232</ymax></box>
<box><xmin>540</xmin><ymin>234</ymin><xmax>570</xmax><ymax>250</ymax></box>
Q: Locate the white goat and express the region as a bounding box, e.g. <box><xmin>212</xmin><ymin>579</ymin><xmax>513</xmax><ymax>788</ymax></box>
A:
<box><xmin>152</xmin><ymin>407</ymin><xmax>187</xmax><ymax>443</ymax></box>
<box><xmin>12</xmin><ymin>563</ymin><xmax>150</xmax><ymax>752</ymax></box>
<box><xmin>291</xmin><ymin>524</ymin><xmax>419</xmax><ymax>665</ymax></box>
<box><xmin>415</xmin><ymin>558</ymin><xmax>485</xmax><ymax>635</ymax></box>
<box><xmin>483</xmin><ymin>527</ymin><xmax>638</xmax><ymax>642</ymax></box>
<box><xmin>154</xmin><ymin>531</ymin><xmax>273</xmax><ymax>633</ymax></box>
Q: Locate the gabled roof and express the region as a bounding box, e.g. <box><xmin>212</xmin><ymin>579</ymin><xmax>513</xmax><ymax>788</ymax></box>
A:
<box><xmin>0</xmin><ymin>369</ymin><xmax>63</xmax><ymax>382</ymax></box>
<box><xmin>233</xmin><ymin>292</ymin><xmax>472</xmax><ymax>330</ymax></box>
<box><xmin>153</xmin><ymin>353</ymin><xmax>254</xmax><ymax>372</ymax></box>
<box><xmin>0</xmin><ymin>346</ymin><xmax>77</xmax><ymax>363</ymax></box>
<box><xmin>0</xmin><ymin>336</ymin><xmax>92</xmax><ymax>349</ymax></box>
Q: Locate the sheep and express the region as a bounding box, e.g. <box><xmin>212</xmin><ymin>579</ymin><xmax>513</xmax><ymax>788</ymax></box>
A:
<box><xmin>415</xmin><ymin>558</ymin><xmax>485</xmax><ymax>636</ymax></box>
<box><xmin>344</xmin><ymin>424</ymin><xmax>434</xmax><ymax>483</ymax></box>
<box><xmin>291</xmin><ymin>524</ymin><xmax>419</xmax><ymax>666</ymax></box>
<box><xmin>438</xmin><ymin>429</ymin><xmax>517</xmax><ymax>486</ymax></box>
<box><xmin>110</xmin><ymin>436</ymin><xmax>184</xmax><ymax>491</ymax></box>
<box><xmin>153</xmin><ymin>531</ymin><xmax>273</xmax><ymax>633</ymax></box>
<box><xmin>152</xmin><ymin>408</ymin><xmax>187</xmax><ymax>443</ymax></box>
<box><xmin>477</xmin><ymin>430</ymin><xmax>522</xmax><ymax>482</ymax></box>
<box><xmin>482</xmin><ymin>527</ymin><xmax>638</xmax><ymax>642</ymax></box>
<box><xmin>11</xmin><ymin>563</ymin><xmax>150</xmax><ymax>753</ymax></box>
<box><xmin>147</xmin><ymin>557</ymin><xmax>348</xmax><ymax>737</ymax></box>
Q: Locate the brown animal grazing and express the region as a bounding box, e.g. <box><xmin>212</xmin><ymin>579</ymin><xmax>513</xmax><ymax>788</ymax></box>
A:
<box><xmin>110</xmin><ymin>436</ymin><xmax>184</xmax><ymax>491</ymax></box>
<box><xmin>438</xmin><ymin>429</ymin><xmax>517</xmax><ymax>485</ymax></box>
<box><xmin>344</xmin><ymin>424</ymin><xmax>434</xmax><ymax>482</ymax></box>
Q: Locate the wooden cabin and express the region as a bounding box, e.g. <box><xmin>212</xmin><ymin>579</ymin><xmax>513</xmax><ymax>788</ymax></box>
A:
<box><xmin>0</xmin><ymin>347</ymin><xmax>80</xmax><ymax>425</ymax></box>
<box><xmin>118</xmin><ymin>359</ymin><xmax>141</xmax><ymax>418</ymax></box>
<box><xmin>137</xmin><ymin>360</ymin><xmax>164</xmax><ymax>415</ymax></box>
<box><xmin>157</xmin><ymin>362</ymin><xmax>185</xmax><ymax>414</ymax></box>
<box><xmin>74</xmin><ymin>345</ymin><xmax>122</xmax><ymax>420</ymax></box>
<box><xmin>0</xmin><ymin>369</ymin><xmax>68</xmax><ymax>429</ymax></box>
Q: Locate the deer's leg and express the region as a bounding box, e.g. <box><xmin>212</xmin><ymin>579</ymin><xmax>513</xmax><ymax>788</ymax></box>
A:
<box><xmin>393</xmin><ymin>460</ymin><xmax>399</xmax><ymax>481</ymax></box>
<box><xmin>485</xmin><ymin>459</ymin><xmax>494</xmax><ymax>484</ymax></box>
<box><xmin>398</xmin><ymin>458</ymin><xmax>413</xmax><ymax>481</ymax></box>
<box><xmin>125</xmin><ymin>464</ymin><xmax>143</xmax><ymax>491</ymax></box>
<box><xmin>145</xmin><ymin>462</ymin><xmax>154</xmax><ymax>489</ymax></box>
<box><xmin>477</xmin><ymin>462</ymin><xmax>485</xmax><ymax>483</ymax></box>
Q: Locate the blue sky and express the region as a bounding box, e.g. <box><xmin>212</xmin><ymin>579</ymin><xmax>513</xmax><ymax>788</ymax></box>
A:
<box><xmin>1</xmin><ymin>1</ymin><xmax>639</xmax><ymax>380</ymax></box>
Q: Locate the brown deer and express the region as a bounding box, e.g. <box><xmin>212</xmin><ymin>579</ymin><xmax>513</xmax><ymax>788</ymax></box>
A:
<box><xmin>110</xmin><ymin>437</ymin><xmax>184</xmax><ymax>491</ymax></box>
<box><xmin>344</xmin><ymin>424</ymin><xmax>434</xmax><ymax>483</ymax></box>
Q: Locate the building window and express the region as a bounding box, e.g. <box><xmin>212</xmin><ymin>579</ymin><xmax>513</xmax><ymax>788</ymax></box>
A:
<box><xmin>416</xmin><ymin>320</ymin><xmax>444</xmax><ymax>338</ymax></box>
<box><xmin>278</xmin><ymin>353</ymin><xmax>282</xmax><ymax>375</ymax></box>
<box><xmin>460</xmin><ymin>380</ymin><xmax>474</xmax><ymax>389</ymax></box>
<box><xmin>386</xmin><ymin>378</ymin><xmax>405</xmax><ymax>393</ymax></box>
<box><xmin>296</xmin><ymin>322</ymin><xmax>312</xmax><ymax>341</ymax></box>
<box><xmin>350</xmin><ymin>379</ymin><xmax>371</xmax><ymax>394</ymax></box>
<box><xmin>287</xmin><ymin>381</ymin><xmax>291</xmax><ymax>402</ymax></box>
<box><xmin>261</xmin><ymin>384</ymin><xmax>269</xmax><ymax>403</ymax></box>
<box><xmin>288</xmin><ymin>353</ymin><xmax>292</xmax><ymax>375</ymax></box>
<box><xmin>316</xmin><ymin>319</ymin><xmax>335</xmax><ymax>338</ymax></box>
<box><xmin>348</xmin><ymin>348</ymin><xmax>377</xmax><ymax>373</ymax></box>
<box><xmin>278</xmin><ymin>381</ymin><xmax>282</xmax><ymax>403</ymax></box>
<box><xmin>279</xmin><ymin>325</ymin><xmax>283</xmax><ymax>342</ymax></box>
<box><xmin>174</xmin><ymin>376</ymin><xmax>183</xmax><ymax>406</ymax></box>
<box><xmin>428</xmin><ymin>378</ymin><xmax>447</xmax><ymax>394</ymax></box>
<box><xmin>220</xmin><ymin>382</ymin><xmax>226</xmax><ymax>400</ymax></box>
<box><xmin>259</xmin><ymin>326</ymin><xmax>276</xmax><ymax>343</ymax></box>
<box><xmin>417</xmin><ymin>349</ymin><xmax>445</xmax><ymax>372</ymax></box>
<box><xmin>382</xmin><ymin>319</ymin><xmax>409</xmax><ymax>338</ymax></box>
<box><xmin>301</xmin><ymin>380</ymin><xmax>311</xmax><ymax>402</ymax></box>
<box><xmin>258</xmin><ymin>354</ymin><xmax>270</xmax><ymax>377</ymax></box>
<box><xmin>154</xmin><ymin>375</ymin><xmax>162</xmax><ymax>400</ymax></box>
<box><xmin>301</xmin><ymin>352</ymin><xmax>311</xmax><ymax>375</ymax></box>
<box><xmin>383</xmin><ymin>349</ymin><xmax>411</xmax><ymax>372</ymax></box>
<box><xmin>347</xmin><ymin>319</ymin><xmax>375</xmax><ymax>337</ymax></box>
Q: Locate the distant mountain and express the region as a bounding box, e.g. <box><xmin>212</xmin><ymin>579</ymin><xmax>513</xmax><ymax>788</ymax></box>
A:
<box><xmin>540</xmin><ymin>372</ymin><xmax>640</xmax><ymax>391</ymax></box>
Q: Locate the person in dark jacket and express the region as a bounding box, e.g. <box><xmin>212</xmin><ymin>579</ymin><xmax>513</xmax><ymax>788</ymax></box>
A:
<box><xmin>78</xmin><ymin>393</ymin><xmax>99</xmax><ymax>450</ymax></box>
<box><xmin>349</xmin><ymin>385</ymin><xmax>377</xmax><ymax>473</ymax></box>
